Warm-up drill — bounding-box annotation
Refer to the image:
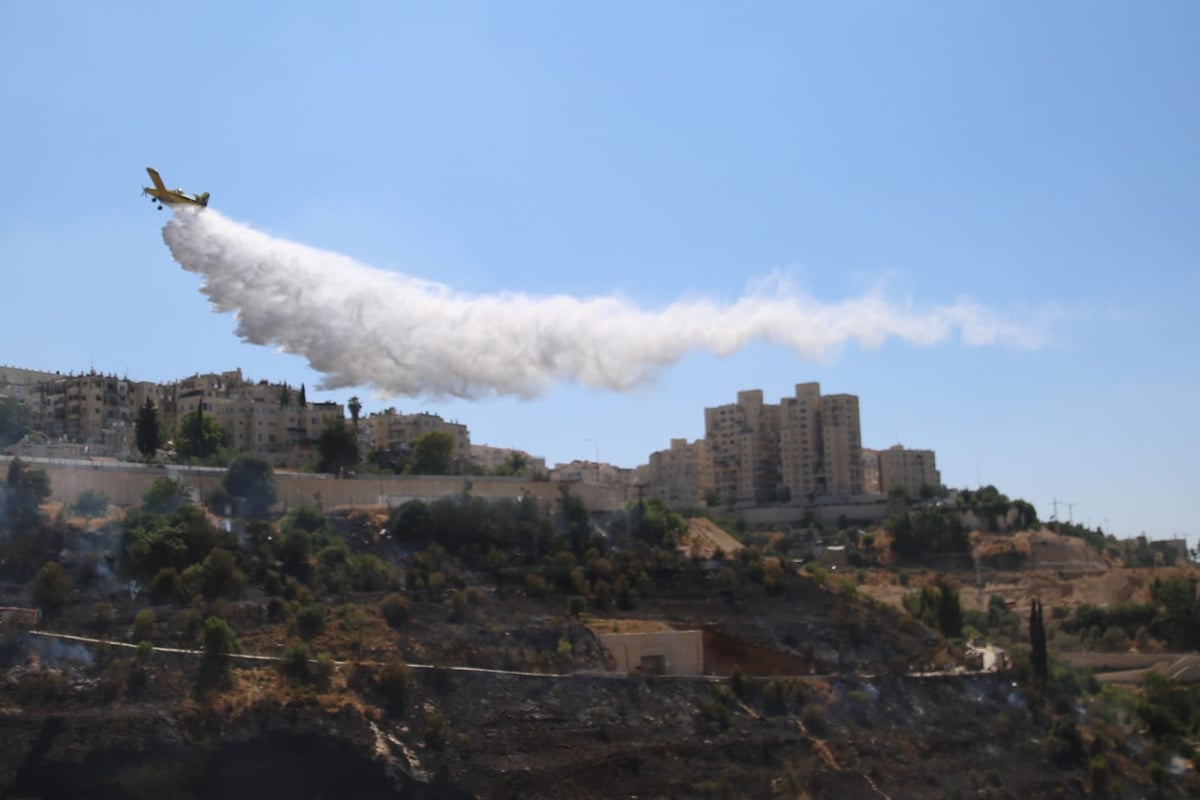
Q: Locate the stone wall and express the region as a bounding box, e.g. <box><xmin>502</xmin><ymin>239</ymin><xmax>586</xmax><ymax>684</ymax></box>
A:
<box><xmin>2</xmin><ymin>456</ymin><xmax>628</xmax><ymax>513</ymax></box>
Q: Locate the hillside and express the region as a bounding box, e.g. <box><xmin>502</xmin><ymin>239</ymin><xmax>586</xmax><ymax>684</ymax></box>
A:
<box><xmin>1</xmin><ymin>479</ymin><xmax>1198</xmax><ymax>798</ymax></box>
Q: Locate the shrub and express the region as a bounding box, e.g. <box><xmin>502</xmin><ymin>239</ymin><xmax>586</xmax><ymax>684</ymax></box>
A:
<box><xmin>380</xmin><ymin>594</ymin><xmax>411</xmax><ymax>629</ymax></box>
<box><xmin>150</xmin><ymin>567</ymin><xmax>180</xmax><ymax>602</ymax></box>
<box><xmin>727</xmin><ymin>665</ymin><xmax>748</xmax><ymax>698</ymax></box>
<box><xmin>524</xmin><ymin>572</ymin><xmax>548</xmax><ymax>597</ymax></box>
<box><xmin>557</xmin><ymin>637</ymin><xmax>573</xmax><ymax>660</ymax></box>
<box><xmin>132</xmin><ymin>609</ymin><xmax>157</xmax><ymax>640</ymax></box>
<box><xmin>378</xmin><ymin>656</ymin><xmax>411</xmax><ymax>716</ymax></box>
<box><xmin>73</xmin><ymin>489</ymin><xmax>109</xmax><ymax>518</ymax></box>
<box><xmin>93</xmin><ymin>602</ymin><xmax>116</xmax><ymax>633</ymax></box>
<box><xmin>424</xmin><ymin>710</ymin><xmax>448</xmax><ymax>748</ymax></box>
<box><xmin>175</xmin><ymin>608</ymin><xmax>203</xmax><ymax>643</ymax></box>
<box><xmin>763</xmin><ymin>674</ymin><xmax>788</xmax><ymax>714</ymax></box>
<box><xmin>133</xmin><ymin>640</ymin><xmax>154</xmax><ymax>668</ymax></box>
<box><xmin>314</xmin><ymin>652</ymin><xmax>335</xmax><ymax>687</ymax></box>
<box><xmin>801</xmin><ymin>703</ymin><xmax>828</xmax><ymax>735</ymax></box>
<box><xmin>281</xmin><ymin>640</ymin><xmax>313</xmax><ymax>683</ymax></box>
<box><xmin>33</xmin><ymin>561</ymin><xmax>72</xmax><ymax>617</ymax></box>
<box><xmin>294</xmin><ymin>603</ymin><xmax>326</xmax><ymax>641</ymax></box>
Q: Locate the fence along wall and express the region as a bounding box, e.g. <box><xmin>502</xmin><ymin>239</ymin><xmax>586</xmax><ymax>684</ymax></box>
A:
<box><xmin>2</xmin><ymin>457</ymin><xmax>627</xmax><ymax>513</ymax></box>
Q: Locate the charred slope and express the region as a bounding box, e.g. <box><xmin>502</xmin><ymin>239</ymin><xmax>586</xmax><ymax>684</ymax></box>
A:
<box><xmin>3</xmin><ymin>668</ymin><xmax>1193</xmax><ymax>800</ymax></box>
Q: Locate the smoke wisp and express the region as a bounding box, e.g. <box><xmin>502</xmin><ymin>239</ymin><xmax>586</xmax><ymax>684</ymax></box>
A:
<box><xmin>163</xmin><ymin>208</ymin><xmax>1048</xmax><ymax>399</ymax></box>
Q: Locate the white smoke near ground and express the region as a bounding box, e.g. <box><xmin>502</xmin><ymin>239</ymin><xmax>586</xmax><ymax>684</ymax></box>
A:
<box><xmin>162</xmin><ymin>208</ymin><xmax>1051</xmax><ymax>399</ymax></box>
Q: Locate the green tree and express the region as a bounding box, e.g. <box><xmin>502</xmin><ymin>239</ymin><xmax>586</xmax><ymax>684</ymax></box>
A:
<box><xmin>298</xmin><ymin>383</ymin><xmax>307</xmax><ymax>407</ymax></box>
<box><xmin>123</xmin><ymin>503</ymin><xmax>231</xmax><ymax>578</ymax></box>
<box><xmin>279</xmin><ymin>383</ymin><xmax>292</xmax><ymax>407</ymax></box>
<box><xmin>492</xmin><ymin>450</ymin><xmax>530</xmax><ymax>476</ymax></box>
<box><xmin>936</xmin><ymin>576</ymin><xmax>963</xmax><ymax>639</ymax></box>
<box><xmin>5</xmin><ymin>458</ymin><xmax>51</xmax><ymax>530</ymax></box>
<box><xmin>141</xmin><ymin>477</ymin><xmax>191</xmax><ymax>514</ymax></box>
<box><xmin>174</xmin><ymin>410</ymin><xmax>226</xmax><ymax>462</ymax></box>
<box><xmin>135</xmin><ymin>397</ymin><xmax>162</xmax><ymax>458</ymax></box>
<box><xmin>348</xmin><ymin>396</ymin><xmax>362</xmax><ymax>428</ymax></box>
<box><xmin>317</xmin><ymin>418</ymin><xmax>360</xmax><ymax>475</ymax></box>
<box><xmin>903</xmin><ymin>575</ymin><xmax>964</xmax><ymax>639</ymax></box>
<box><xmin>1030</xmin><ymin>597</ymin><xmax>1048</xmax><ymax>684</ymax></box>
<box><xmin>222</xmin><ymin>456</ymin><xmax>277</xmax><ymax>518</ymax></box>
<box><xmin>196</xmin><ymin>616</ymin><xmax>240</xmax><ymax>693</ymax></box>
<box><xmin>0</xmin><ymin>397</ymin><xmax>32</xmax><ymax>448</ymax></box>
<box><xmin>198</xmin><ymin>547</ymin><xmax>244</xmax><ymax>598</ymax></box>
<box><xmin>33</xmin><ymin>561</ymin><xmax>72</xmax><ymax>617</ymax></box>
<box><xmin>1150</xmin><ymin>574</ymin><xmax>1200</xmax><ymax>650</ymax></box>
<box><xmin>406</xmin><ymin>431</ymin><xmax>455</xmax><ymax>475</ymax></box>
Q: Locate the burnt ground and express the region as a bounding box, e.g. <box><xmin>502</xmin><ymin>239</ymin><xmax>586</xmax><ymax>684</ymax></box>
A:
<box><xmin>3</xmin><ymin>522</ymin><xmax>1199</xmax><ymax>799</ymax></box>
<box><xmin>1</xmin><ymin>652</ymin><xmax>1194</xmax><ymax>800</ymax></box>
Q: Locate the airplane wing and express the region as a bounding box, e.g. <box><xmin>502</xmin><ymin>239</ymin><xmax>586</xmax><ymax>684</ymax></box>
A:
<box><xmin>145</xmin><ymin>167</ymin><xmax>166</xmax><ymax>191</ymax></box>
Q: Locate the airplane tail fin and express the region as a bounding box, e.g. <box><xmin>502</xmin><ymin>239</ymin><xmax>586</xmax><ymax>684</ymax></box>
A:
<box><xmin>197</xmin><ymin>192</ymin><xmax>210</xmax><ymax>207</ymax></box>
<box><xmin>145</xmin><ymin>167</ymin><xmax>166</xmax><ymax>191</ymax></box>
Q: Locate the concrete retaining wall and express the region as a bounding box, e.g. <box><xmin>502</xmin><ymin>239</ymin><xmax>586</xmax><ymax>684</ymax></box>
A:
<box><xmin>1</xmin><ymin>456</ymin><xmax>627</xmax><ymax>513</ymax></box>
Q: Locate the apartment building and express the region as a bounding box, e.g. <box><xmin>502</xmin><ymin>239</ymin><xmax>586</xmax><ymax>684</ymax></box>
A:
<box><xmin>470</xmin><ymin>444</ymin><xmax>547</xmax><ymax>474</ymax></box>
<box><xmin>776</xmin><ymin>383</ymin><xmax>864</xmax><ymax>499</ymax></box>
<box><xmin>861</xmin><ymin>448</ymin><xmax>882</xmax><ymax>495</ymax></box>
<box><xmin>779</xmin><ymin>382</ymin><xmax>822</xmax><ymax>499</ymax></box>
<box><xmin>637</xmin><ymin>438</ymin><xmax>709</xmax><ymax>507</ymax></box>
<box><xmin>704</xmin><ymin>390</ymin><xmax>781</xmax><ymax>507</ymax></box>
<box><xmin>163</xmin><ymin>370</ymin><xmax>344</xmax><ymax>466</ymax></box>
<box><xmin>0</xmin><ymin>365</ymin><xmax>62</xmax><ymax>402</ymax></box>
<box><xmin>29</xmin><ymin>372</ymin><xmax>141</xmax><ymax>453</ymax></box>
<box><xmin>876</xmin><ymin>444</ymin><xmax>941</xmax><ymax>497</ymax></box>
<box><xmin>692</xmin><ymin>383</ymin><xmax>866</xmax><ymax>508</ymax></box>
<box><xmin>551</xmin><ymin>460</ymin><xmax>634</xmax><ymax>487</ymax></box>
<box><xmin>817</xmin><ymin>393</ymin><xmax>864</xmax><ymax>497</ymax></box>
<box><xmin>364</xmin><ymin>410</ymin><xmax>470</xmax><ymax>468</ymax></box>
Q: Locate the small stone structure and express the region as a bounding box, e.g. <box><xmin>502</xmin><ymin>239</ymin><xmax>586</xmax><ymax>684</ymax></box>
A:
<box><xmin>595</xmin><ymin>630</ymin><xmax>704</xmax><ymax>676</ymax></box>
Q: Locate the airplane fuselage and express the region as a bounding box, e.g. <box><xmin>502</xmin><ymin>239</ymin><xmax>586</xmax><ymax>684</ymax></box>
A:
<box><xmin>142</xmin><ymin>167</ymin><xmax>209</xmax><ymax>209</ymax></box>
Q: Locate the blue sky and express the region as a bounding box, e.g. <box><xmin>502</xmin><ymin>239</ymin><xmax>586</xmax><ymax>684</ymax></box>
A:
<box><xmin>2</xmin><ymin>2</ymin><xmax>1196</xmax><ymax>544</ymax></box>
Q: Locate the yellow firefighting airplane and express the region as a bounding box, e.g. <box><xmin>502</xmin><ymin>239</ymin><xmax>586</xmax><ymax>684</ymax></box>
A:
<box><xmin>142</xmin><ymin>167</ymin><xmax>209</xmax><ymax>210</ymax></box>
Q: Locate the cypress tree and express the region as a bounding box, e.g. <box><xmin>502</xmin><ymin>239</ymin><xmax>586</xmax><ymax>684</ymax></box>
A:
<box><xmin>135</xmin><ymin>398</ymin><xmax>161</xmax><ymax>457</ymax></box>
<box><xmin>1030</xmin><ymin>597</ymin><xmax>1048</xmax><ymax>684</ymax></box>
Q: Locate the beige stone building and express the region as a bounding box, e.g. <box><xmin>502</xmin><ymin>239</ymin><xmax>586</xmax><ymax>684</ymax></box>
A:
<box><xmin>876</xmin><ymin>444</ymin><xmax>941</xmax><ymax>497</ymax></box>
<box><xmin>550</xmin><ymin>460</ymin><xmax>634</xmax><ymax>488</ymax></box>
<box><xmin>469</xmin><ymin>444</ymin><xmax>546</xmax><ymax>474</ymax></box>
<box><xmin>817</xmin><ymin>392</ymin><xmax>864</xmax><ymax>497</ymax></box>
<box><xmin>700</xmin><ymin>383</ymin><xmax>864</xmax><ymax>508</ymax></box>
<box><xmin>637</xmin><ymin>438</ymin><xmax>708</xmax><ymax>507</ymax></box>
<box><xmin>364</xmin><ymin>410</ymin><xmax>470</xmax><ymax>468</ymax></box>
<box><xmin>594</xmin><ymin>629</ymin><xmax>704</xmax><ymax>675</ymax></box>
<box><xmin>28</xmin><ymin>372</ymin><xmax>141</xmax><ymax>453</ymax></box>
<box><xmin>162</xmin><ymin>370</ymin><xmax>344</xmax><ymax>467</ymax></box>
<box><xmin>704</xmin><ymin>389</ymin><xmax>781</xmax><ymax>507</ymax></box>
<box><xmin>0</xmin><ymin>365</ymin><xmax>62</xmax><ymax>403</ymax></box>
<box><xmin>779</xmin><ymin>382</ymin><xmax>822</xmax><ymax>499</ymax></box>
<box><xmin>861</xmin><ymin>448</ymin><xmax>882</xmax><ymax>495</ymax></box>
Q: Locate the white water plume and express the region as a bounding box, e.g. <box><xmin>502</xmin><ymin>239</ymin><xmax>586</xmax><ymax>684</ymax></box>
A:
<box><xmin>162</xmin><ymin>208</ymin><xmax>1049</xmax><ymax>399</ymax></box>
